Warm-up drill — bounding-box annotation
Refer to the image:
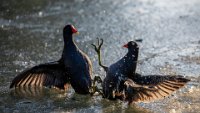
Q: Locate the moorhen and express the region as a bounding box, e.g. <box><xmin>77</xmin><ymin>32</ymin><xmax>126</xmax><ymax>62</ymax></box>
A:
<box><xmin>92</xmin><ymin>39</ymin><xmax>190</xmax><ymax>103</ymax></box>
<box><xmin>10</xmin><ymin>25</ymin><xmax>93</xmax><ymax>94</ymax></box>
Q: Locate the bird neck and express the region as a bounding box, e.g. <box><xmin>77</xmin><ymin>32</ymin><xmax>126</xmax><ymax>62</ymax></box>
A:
<box><xmin>60</xmin><ymin>34</ymin><xmax>78</xmax><ymax>62</ymax></box>
<box><xmin>63</xmin><ymin>34</ymin><xmax>79</xmax><ymax>49</ymax></box>
<box><xmin>63</xmin><ymin>34</ymin><xmax>74</xmax><ymax>44</ymax></box>
<box><xmin>126</xmin><ymin>49</ymin><xmax>138</xmax><ymax>61</ymax></box>
<box><xmin>123</xmin><ymin>49</ymin><xmax>138</xmax><ymax>75</ymax></box>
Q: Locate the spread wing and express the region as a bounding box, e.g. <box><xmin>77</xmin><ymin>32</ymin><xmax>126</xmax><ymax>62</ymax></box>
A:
<box><xmin>10</xmin><ymin>61</ymin><xmax>70</xmax><ymax>90</ymax></box>
<box><xmin>125</xmin><ymin>74</ymin><xmax>190</xmax><ymax>103</ymax></box>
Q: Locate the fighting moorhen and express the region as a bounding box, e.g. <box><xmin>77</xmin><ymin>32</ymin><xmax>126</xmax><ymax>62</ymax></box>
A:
<box><xmin>92</xmin><ymin>39</ymin><xmax>190</xmax><ymax>103</ymax></box>
<box><xmin>10</xmin><ymin>25</ymin><xmax>92</xmax><ymax>94</ymax></box>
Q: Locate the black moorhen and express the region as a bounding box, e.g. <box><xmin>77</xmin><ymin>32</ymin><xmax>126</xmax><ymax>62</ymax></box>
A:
<box><xmin>10</xmin><ymin>25</ymin><xmax>92</xmax><ymax>94</ymax></box>
<box><xmin>92</xmin><ymin>40</ymin><xmax>138</xmax><ymax>99</ymax></box>
<box><xmin>92</xmin><ymin>39</ymin><xmax>190</xmax><ymax>103</ymax></box>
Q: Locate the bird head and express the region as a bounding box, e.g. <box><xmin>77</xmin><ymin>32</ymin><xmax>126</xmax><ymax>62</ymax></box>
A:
<box><xmin>123</xmin><ymin>41</ymin><xmax>139</xmax><ymax>51</ymax></box>
<box><xmin>63</xmin><ymin>24</ymin><xmax>79</xmax><ymax>36</ymax></box>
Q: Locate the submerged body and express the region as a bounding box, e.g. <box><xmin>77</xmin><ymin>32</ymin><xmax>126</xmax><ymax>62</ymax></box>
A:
<box><xmin>10</xmin><ymin>25</ymin><xmax>92</xmax><ymax>94</ymax></box>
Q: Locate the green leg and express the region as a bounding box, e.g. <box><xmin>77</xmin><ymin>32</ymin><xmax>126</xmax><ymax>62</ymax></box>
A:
<box><xmin>91</xmin><ymin>38</ymin><xmax>108</xmax><ymax>71</ymax></box>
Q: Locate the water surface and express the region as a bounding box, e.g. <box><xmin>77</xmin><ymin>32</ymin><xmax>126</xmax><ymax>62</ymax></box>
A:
<box><xmin>0</xmin><ymin>0</ymin><xmax>200</xmax><ymax>112</ymax></box>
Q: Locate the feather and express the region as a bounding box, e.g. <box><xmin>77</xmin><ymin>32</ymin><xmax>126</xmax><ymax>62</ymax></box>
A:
<box><xmin>124</xmin><ymin>75</ymin><xmax>190</xmax><ymax>103</ymax></box>
<box><xmin>10</xmin><ymin>62</ymin><xmax>70</xmax><ymax>90</ymax></box>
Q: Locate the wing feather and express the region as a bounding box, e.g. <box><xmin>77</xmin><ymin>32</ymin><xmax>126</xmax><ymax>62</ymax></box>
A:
<box><xmin>10</xmin><ymin>62</ymin><xmax>70</xmax><ymax>90</ymax></box>
<box><xmin>125</xmin><ymin>75</ymin><xmax>190</xmax><ymax>103</ymax></box>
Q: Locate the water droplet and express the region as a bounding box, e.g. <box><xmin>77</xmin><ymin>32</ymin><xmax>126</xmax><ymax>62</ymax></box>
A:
<box><xmin>56</xmin><ymin>29</ymin><xmax>60</xmax><ymax>33</ymax></box>
<box><xmin>38</xmin><ymin>11</ymin><xmax>43</xmax><ymax>17</ymax></box>
<box><xmin>78</xmin><ymin>9</ymin><xmax>84</xmax><ymax>14</ymax></box>
<box><xmin>45</xmin><ymin>43</ymin><xmax>48</xmax><ymax>47</ymax></box>
<box><xmin>16</xmin><ymin>16</ymin><xmax>19</xmax><ymax>19</ymax></box>
<box><xmin>8</xmin><ymin>20</ymin><xmax>12</xmax><ymax>23</ymax></box>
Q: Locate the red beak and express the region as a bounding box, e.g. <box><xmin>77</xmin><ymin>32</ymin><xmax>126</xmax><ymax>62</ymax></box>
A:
<box><xmin>123</xmin><ymin>44</ymin><xmax>128</xmax><ymax>48</ymax></box>
<box><xmin>71</xmin><ymin>25</ymin><xmax>78</xmax><ymax>33</ymax></box>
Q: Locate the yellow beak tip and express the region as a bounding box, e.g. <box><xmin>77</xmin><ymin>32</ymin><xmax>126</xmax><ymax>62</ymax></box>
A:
<box><xmin>75</xmin><ymin>32</ymin><xmax>79</xmax><ymax>35</ymax></box>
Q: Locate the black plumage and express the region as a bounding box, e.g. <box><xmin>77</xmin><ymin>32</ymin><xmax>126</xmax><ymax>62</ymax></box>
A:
<box><xmin>92</xmin><ymin>39</ymin><xmax>190</xmax><ymax>103</ymax></box>
<box><xmin>62</xmin><ymin>25</ymin><xmax>92</xmax><ymax>94</ymax></box>
<box><xmin>102</xmin><ymin>41</ymin><xmax>138</xmax><ymax>99</ymax></box>
<box><xmin>10</xmin><ymin>25</ymin><xmax>92</xmax><ymax>94</ymax></box>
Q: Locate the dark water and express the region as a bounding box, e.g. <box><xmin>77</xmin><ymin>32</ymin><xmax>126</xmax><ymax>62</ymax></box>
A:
<box><xmin>0</xmin><ymin>0</ymin><xmax>200</xmax><ymax>112</ymax></box>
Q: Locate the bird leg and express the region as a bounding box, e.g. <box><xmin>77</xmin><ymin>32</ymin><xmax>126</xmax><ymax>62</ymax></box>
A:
<box><xmin>90</xmin><ymin>76</ymin><xmax>104</xmax><ymax>96</ymax></box>
<box><xmin>91</xmin><ymin>38</ymin><xmax>108</xmax><ymax>71</ymax></box>
<box><xmin>93</xmin><ymin>76</ymin><xmax>103</xmax><ymax>84</ymax></box>
<box><xmin>90</xmin><ymin>38</ymin><xmax>107</xmax><ymax>96</ymax></box>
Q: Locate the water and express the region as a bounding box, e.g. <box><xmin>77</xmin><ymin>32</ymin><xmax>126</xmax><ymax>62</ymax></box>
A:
<box><xmin>0</xmin><ymin>0</ymin><xmax>200</xmax><ymax>112</ymax></box>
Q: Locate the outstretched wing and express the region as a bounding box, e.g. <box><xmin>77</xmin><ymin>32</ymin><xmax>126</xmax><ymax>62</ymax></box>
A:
<box><xmin>10</xmin><ymin>61</ymin><xmax>70</xmax><ymax>90</ymax></box>
<box><xmin>125</xmin><ymin>74</ymin><xmax>190</xmax><ymax>103</ymax></box>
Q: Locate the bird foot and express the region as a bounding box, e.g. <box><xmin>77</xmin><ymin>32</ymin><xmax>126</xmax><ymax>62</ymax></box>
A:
<box><xmin>89</xmin><ymin>86</ymin><xmax>104</xmax><ymax>96</ymax></box>
<box><xmin>93</xmin><ymin>76</ymin><xmax>103</xmax><ymax>84</ymax></box>
<box><xmin>91</xmin><ymin>38</ymin><xmax>104</xmax><ymax>54</ymax></box>
<box><xmin>89</xmin><ymin>75</ymin><xmax>103</xmax><ymax>96</ymax></box>
<box><xmin>91</xmin><ymin>38</ymin><xmax>108</xmax><ymax>71</ymax></box>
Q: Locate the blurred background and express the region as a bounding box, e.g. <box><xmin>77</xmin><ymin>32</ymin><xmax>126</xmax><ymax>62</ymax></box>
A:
<box><xmin>0</xmin><ymin>0</ymin><xmax>200</xmax><ymax>112</ymax></box>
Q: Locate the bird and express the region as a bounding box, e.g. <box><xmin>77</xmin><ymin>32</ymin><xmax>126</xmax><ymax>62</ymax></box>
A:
<box><xmin>10</xmin><ymin>24</ymin><xmax>93</xmax><ymax>94</ymax></box>
<box><xmin>92</xmin><ymin>39</ymin><xmax>190</xmax><ymax>103</ymax></box>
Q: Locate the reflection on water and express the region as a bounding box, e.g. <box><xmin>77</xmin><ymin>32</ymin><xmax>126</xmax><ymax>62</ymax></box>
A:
<box><xmin>1</xmin><ymin>87</ymin><xmax>150</xmax><ymax>113</ymax></box>
<box><xmin>0</xmin><ymin>0</ymin><xmax>200</xmax><ymax>112</ymax></box>
<box><xmin>10</xmin><ymin>87</ymin><xmax>52</xmax><ymax>98</ymax></box>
